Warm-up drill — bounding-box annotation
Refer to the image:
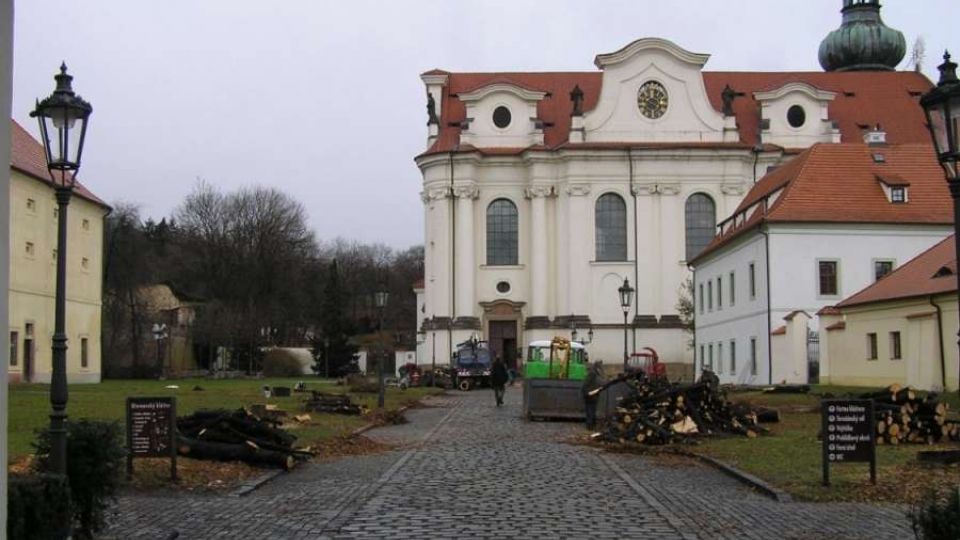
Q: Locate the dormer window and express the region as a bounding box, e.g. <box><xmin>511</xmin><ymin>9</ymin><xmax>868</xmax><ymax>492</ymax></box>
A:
<box><xmin>876</xmin><ymin>174</ymin><xmax>909</xmax><ymax>203</ymax></box>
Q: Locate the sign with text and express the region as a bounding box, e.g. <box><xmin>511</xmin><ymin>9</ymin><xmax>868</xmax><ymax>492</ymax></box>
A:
<box><xmin>821</xmin><ymin>399</ymin><xmax>875</xmax><ymax>486</ymax></box>
<box><xmin>126</xmin><ymin>397</ymin><xmax>177</xmax><ymax>481</ymax></box>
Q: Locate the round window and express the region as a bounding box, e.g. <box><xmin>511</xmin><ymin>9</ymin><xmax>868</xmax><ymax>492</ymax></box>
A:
<box><xmin>496</xmin><ymin>281</ymin><xmax>511</xmax><ymax>294</ymax></box>
<box><xmin>787</xmin><ymin>105</ymin><xmax>806</xmax><ymax>128</ymax></box>
<box><xmin>493</xmin><ymin>106</ymin><xmax>512</xmax><ymax>129</ymax></box>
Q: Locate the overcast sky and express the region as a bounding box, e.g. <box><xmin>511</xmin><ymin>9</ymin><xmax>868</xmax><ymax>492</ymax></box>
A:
<box><xmin>11</xmin><ymin>1</ymin><xmax>952</xmax><ymax>248</ymax></box>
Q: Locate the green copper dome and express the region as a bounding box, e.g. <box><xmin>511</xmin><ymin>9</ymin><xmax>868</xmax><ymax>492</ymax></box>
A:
<box><xmin>818</xmin><ymin>0</ymin><xmax>906</xmax><ymax>72</ymax></box>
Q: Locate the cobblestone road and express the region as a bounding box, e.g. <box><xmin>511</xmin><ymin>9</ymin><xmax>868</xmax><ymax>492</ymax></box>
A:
<box><xmin>105</xmin><ymin>387</ymin><xmax>912</xmax><ymax>539</ymax></box>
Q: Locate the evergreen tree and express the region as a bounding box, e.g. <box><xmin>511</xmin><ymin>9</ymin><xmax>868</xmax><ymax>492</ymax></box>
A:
<box><xmin>312</xmin><ymin>259</ymin><xmax>358</xmax><ymax>376</ymax></box>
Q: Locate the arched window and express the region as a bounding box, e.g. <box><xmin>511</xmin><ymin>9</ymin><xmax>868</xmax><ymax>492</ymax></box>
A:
<box><xmin>685</xmin><ymin>193</ymin><xmax>716</xmax><ymax>260</ymax></box>
<box><xmin>486</xmin><ymin>199</ymin><xmax>518</xmax><ymax>266</ymax></box>
<box><xmin>595</xmin><ymin>193</ymin><xmax>627</xmax><ymax>261</ymax></box>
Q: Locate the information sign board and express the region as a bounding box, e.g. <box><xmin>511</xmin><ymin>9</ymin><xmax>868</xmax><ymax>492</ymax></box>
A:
<box><xmin>126</xmin><ymin>397</ymin><xmax>177</xmax><ymax>481</ymax></box>
<box><xmin>822</xmin><ymin>399</ymin><xmax>875</xmax><ymax>486</ymax></box>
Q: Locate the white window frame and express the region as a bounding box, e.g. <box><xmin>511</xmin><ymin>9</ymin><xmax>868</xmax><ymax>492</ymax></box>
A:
<box><xmin>872</xmin><ymin>258</ymin><xmax>896</xmax><ymax>282</ymax></box>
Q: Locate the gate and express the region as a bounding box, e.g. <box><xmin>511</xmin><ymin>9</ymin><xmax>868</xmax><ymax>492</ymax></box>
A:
<box><xmin>807</xmin><ymin>329</ymin><xmax>820</xmax><ymax>384</ymax></box>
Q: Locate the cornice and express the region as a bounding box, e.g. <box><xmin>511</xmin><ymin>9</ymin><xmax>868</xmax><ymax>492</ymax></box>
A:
<box><xmin>594</xmin><ymin>37</ymin><xmax>711</xmax><ymax>69</ymax></box>
<box><xmin>458</xmin><ymin>83</ymin><xmax>548</xmax><ymax>103</ymax></box>
<box><xmin>565</xmin><ymin>183</ymin><xmax>592</xmax><ymax>197</ymax></box>
<box><xmin>754</xmin><ymin>82</ymin><xmax>837</xmax><ymax>103</ymax></box>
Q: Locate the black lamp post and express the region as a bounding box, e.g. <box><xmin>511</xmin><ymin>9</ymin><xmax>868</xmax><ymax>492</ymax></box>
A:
<box><xmin>618</xmin><ymin>278</ymin><xmax>635</xmax><ymax>373</ymax></box>
<box><xmin>374</xmin><ymin>289</ymin><xmax>389</xmax><ymax>408</ymax></box>
<box><xmin>31</xmin><ymin>63</ymin><xmax>92</xmax><ymax>477</ymax></box>
<box><xmin>920</xmin><ymin>51</ymin><xmax>960</xmax><ymax>398</ymax></box>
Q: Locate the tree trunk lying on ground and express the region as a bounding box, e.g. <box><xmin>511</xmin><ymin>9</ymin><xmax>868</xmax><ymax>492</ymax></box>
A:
<box><xmin>177</xmin><ymin>408</ymin><xmax>312</xmax><ymax>469</ymax></box>
<box><xmin>302</xmin><ymin>392</ymin><xmax>365</xmax><ymax>415</ymax></box>
<box><xmin>177</xmin><ymin>437</ymin><xmax>297</xmax><ymax>470</ymax></box>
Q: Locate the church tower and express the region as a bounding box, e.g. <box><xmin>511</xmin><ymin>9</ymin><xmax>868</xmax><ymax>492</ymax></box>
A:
<box><xmin>818</xmin><ymin>0</ymin><xmax>906</xmax><ymax>72</ymax></box>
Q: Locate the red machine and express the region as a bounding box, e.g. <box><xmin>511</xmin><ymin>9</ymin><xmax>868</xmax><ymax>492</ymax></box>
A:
<box><xmin>627</xmin><ymin>347</ymin><xmax>666</xmax><ymax>379</ymax></box>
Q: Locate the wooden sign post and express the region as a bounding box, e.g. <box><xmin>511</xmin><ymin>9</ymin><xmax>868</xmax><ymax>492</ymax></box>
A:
<box><xmin>126</xmin><ymin>396</ymin><xmax>177</xmax><ymax>482</ymax></box>
<box><xmin>822</xmin><ymin>399</ymin><xmax>876</xmax><ymax>486</ymax></box>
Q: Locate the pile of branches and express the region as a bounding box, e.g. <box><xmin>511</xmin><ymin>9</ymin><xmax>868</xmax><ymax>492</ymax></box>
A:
<box><xmin>595</xmin><ymin>371</ymin><xmax>776</xmax><ymax>445</ymax></box>
<box><xmin>303</xmin><ymin>391</ymin><xmax>366</xmax><ymax>415</ymax></box>
<box><xmin>866</xmin><ymin>384</ymin><xmax>959</xmax><ymax>445</ymax></box>
<box><xmin>177</xmin><ymin>408</ymin><xmax>312</xmax><ymax>470</ymax></box>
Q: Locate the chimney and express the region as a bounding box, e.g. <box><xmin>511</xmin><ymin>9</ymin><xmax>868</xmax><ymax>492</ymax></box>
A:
<box><xmin>863</xmin><ymin>124</ymin><xmax>887</xmax><ymax>146</ymax></box>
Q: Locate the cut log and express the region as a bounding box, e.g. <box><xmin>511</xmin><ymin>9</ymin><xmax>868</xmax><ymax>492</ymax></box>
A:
<box><xmin>755</xmin><ymin>408</ymin><xmax>781</xmax><ymax>423</ymax></box>
<box><xmin>177</xmin><ymin>436</ymin><xmax>296</xmax><ymax>470</ymax></box>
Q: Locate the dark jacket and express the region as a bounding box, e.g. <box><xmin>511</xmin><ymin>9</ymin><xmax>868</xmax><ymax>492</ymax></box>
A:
<box><xmin>490</xmin><ymin>360</ymin><xmax>509</xmax><ymax>387</ymax></box>
<box><xmin>581</xmin><ymin>365</ymin><xmax>604</xmax><ymax>399</ymax></box>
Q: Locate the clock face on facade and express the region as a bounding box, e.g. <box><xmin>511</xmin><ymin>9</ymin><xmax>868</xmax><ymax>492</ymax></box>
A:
<box><xmin>637</xmin><ymin>81</ymin><xmax>668</xmax><ymax>119</ymax></box>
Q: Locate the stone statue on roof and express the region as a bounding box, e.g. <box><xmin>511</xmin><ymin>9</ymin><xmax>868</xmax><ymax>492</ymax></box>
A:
<box><xmin>426</xmin><ymin>92</ymin><xmax>439</xmax><ymax>125</ymax></box>
<box><xmin>721</xmin><ymin>84</ymin><xmax>745</xmax><ymax>117</ymax></box>
<box><xmin>570</xmin><ymin>85</ymin><xmax>584</xmax><ymax>116</ymax></box>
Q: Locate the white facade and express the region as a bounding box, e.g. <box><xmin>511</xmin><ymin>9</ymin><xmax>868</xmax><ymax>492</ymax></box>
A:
<box><xmin>695</xmin><ymin>224</ymin><xmax>952</xmax><ymax>385</ymax></box>
<box><xmin>1</xmin><ymin>0</ymin><xmax>12</xmax><ymax>528</ymax></box>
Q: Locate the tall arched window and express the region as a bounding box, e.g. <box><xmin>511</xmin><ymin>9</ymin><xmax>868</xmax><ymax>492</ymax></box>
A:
<box><xmin>486</xmin><ymin>198</ymin><xmax>518</xmax><ymax>266</ymax></box>
<box><xmin>595</xmin><ymin>193</ymin><xmax>627</xmax><ymax>261</ymax></box>
<box><xmin>685</xmin><ymin>193</ymin><xmax>716</xmax><ymax>260</ymax></box>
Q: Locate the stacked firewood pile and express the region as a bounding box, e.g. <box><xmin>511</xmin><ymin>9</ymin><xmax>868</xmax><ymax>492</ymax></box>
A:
<box><xmin>303</xmin><ymin>391</ymin><xmax>366</xmax><ymax>415</ymax></box>
<box><xmin>595</xmin><ymin>372</ymin><xmax>775</xmax><ymax>445</ymax></box>
<box><xmin>177</xmin><ymin>408</ymin><xmax>312</xmax><ymax>470</ymax></box>
<box><xmin>866</xmin><ymin>385</ymin><xmax>959</xmax><ymax>444</ymax></box>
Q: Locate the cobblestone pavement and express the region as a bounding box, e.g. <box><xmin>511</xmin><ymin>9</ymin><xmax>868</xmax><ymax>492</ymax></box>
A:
<box><xmin>104</xmin><ymin>387</ymin><xmax>912</xmax><ymax>539</ymax></box>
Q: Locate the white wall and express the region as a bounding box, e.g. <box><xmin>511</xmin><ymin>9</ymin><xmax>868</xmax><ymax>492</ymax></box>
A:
<box><xmin>768</xmin><ymin>224</ymin><xmax>952</xmax><ymax>322</ymax></box>
<box><xmin>695</xmin><ymin>232</ymin><xmax>770</xmax><ymax>384</ymax></box>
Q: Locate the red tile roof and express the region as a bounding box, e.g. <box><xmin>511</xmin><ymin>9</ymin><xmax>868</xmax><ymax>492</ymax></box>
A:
<box><xmin>691</xmin><ymin>143</ymin><xmax>953</xmax><ymax>264</ymax></box>
<box><xmin>10</xmin><ymin>119</ymin><xmax>107</xmax><ymax>208</ymax></box>
<box><xmin>412</xmin><ymin>278</ymin><xmax>424</xmax><ymax>290</ymax></box>
<box><xmin>837</xmin><ymin>235</ymin><xmax>956</xmax><ymax>308</ymax></box>
<box><xmin>421</xmin><ymin>70</ymin><xmax>932</xmax><ymax>156</ymax></box>
<box><xmin>825</xmin><ymin>321</ymin><xmax>846</xmax><ymax>331</ymax></box>
<box><xmin>817</xmin><ymin>306</ymin><xmax>842</xmax><ymax>316</ymax></box>
<box><xmin>771</xmin><ymin>325</ymin><xmax>787</xmax><ymax>336</ymax></box>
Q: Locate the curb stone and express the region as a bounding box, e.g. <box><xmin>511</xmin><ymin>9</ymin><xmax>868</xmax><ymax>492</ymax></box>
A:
<box><xmin>680</xmin><ymin>451</ymin><xmax>793</xmax><ymax>502</ymax></box>
<box><xmin>231</xmin><ymin>469</ymin><xmax>286</xmax><ymax>498</ymax></box>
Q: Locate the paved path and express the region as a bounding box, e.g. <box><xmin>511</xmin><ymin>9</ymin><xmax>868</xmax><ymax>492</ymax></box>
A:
<box><xmin>105</xmin><ymin>388</ymin><xmax>912</xmax><ymax>539</ymax></box>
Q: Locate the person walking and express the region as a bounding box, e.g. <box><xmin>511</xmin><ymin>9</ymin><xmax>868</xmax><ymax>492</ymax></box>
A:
<box><xmin>581</xmin><ymin>361</ymin><xmax>605</xmax><ymax>429</ymax></box>
<box><xmin>491</xmin><ymin>355</ymin><xmax>509</xmax><ymax>406</ymax></box>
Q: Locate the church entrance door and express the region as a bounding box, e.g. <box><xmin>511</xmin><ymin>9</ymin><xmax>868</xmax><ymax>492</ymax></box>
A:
<box><xmin>488</xmin><ymin>320</ymin><xmax>518</xmax><ymax>370</ymax></box>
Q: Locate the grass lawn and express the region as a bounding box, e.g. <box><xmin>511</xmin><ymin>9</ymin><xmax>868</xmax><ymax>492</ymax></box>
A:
<box><xmin>693</xmin><ymin>385</ymin><xmax>960</xmax><ymax>503</ymax></box>
<box><xmin>8</xmin><ymin>378</ymin><xmax>442</xmax><ymax>463</ymax></box>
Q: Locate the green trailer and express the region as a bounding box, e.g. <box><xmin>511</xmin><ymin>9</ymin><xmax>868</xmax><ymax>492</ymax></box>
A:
<box><xmin>522</xmin><ymin>339</ymin><xmax>589</xmax><ymax>420</ymax></box>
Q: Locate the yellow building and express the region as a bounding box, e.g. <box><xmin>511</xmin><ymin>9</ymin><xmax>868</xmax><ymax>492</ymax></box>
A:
<box><xmin>7</xmin><ymin>119</ymin><xmax>108</xmax><ymax>383</ymax></box>
<box><xmin>821</xmin><ymin>236</ymin><xmax>960</xmax><ymax>392</ymax></box>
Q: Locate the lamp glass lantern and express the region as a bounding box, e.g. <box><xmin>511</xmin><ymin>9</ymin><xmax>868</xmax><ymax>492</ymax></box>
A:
<box><xmin>374</xmin><ymin>290</ymin><xmax>389</xmax><ymax>309</ymax></box>
<box><xmin>921</xmin><ymin>52</ymin><xmax>960</xmax><ymax>180</ymax></box>
<box><xmin>618</xmin><ymin>278</ymin><xmax>635</xmax><ymax>313</ymax></box>
<box><xmin>30</xmin><ymin>63</ymin><xmax>92</xmax><ymax>186</ymax></box>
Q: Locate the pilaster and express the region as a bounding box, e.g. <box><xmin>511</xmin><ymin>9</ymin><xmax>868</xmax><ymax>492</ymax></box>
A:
<box><xmin>453</xmin><ymin>183</ymin><xmax>479</xmax><ymax>320</ymax></box>
<box><xmin>525</xmin><ymin>185</ymin><xmax>554</xmax><ymax>319</ymax></box>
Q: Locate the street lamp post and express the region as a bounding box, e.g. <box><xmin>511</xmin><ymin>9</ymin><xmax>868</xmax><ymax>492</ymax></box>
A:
<box><xmin>152</xmin><ymin>323</ymin><xmax>169</xmax><ymax>377</ymax></box>
<box><xmin>31</xmin><ymin>63</ymin><xmax>92</xmax><ymax>477</ymax></box>
<box><xmin>618</xmin><ymin>278</ymin><xmax>635</xmax><ymax>373</ymax></box>
<box><xmin>374</xmin><ymin>289</ymin><xmax>389</xmax><ymax>408</ymax></box>
<box><xmin>920</xmin><ymin>51</ymin><xmax>960</xmax><ymax>399</ymax></box>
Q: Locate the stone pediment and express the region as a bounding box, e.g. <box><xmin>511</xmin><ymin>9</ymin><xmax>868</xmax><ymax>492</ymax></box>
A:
<box><xmin>583</xmin><ymin>38</ymin><xmax>727</xmax><ymax>143</ymax></box>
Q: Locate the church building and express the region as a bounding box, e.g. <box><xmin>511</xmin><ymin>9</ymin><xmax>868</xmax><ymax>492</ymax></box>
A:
<box><xmin>415</xmin><ymin>0</ymin><xmax>932</xmax><ymax>375</ymax></box>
